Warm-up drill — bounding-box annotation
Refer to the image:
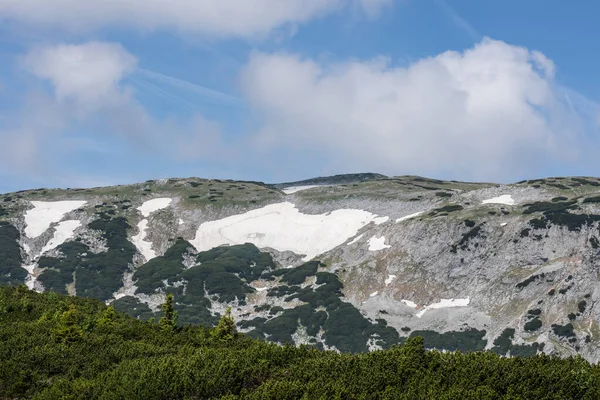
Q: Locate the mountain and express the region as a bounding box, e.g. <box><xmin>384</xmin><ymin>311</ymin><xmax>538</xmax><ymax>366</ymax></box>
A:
<box><xmin>2</xmin><ymin>174</ymin><xmax>600</xmax><ymax>359</ymax></box>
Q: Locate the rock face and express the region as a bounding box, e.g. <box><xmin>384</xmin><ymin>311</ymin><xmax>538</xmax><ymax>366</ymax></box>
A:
<box><xmin>2</xmin><ymin>174</ymin><xmax>600</xmax><ymax>359</ymax></box>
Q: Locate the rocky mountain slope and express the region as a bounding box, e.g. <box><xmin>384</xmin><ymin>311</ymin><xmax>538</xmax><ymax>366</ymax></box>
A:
<box><xmin>2</xmin><ymin>174</ymin><xmax>600</xmax><ymax>359</ymax></box>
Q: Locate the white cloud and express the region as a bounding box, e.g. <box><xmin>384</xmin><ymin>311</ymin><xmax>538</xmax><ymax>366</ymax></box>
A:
<box><xmin>240</xmin><ymin>38</ymin><xmax>598</xmax><ymax>181</ymax></box>
<box><xmin>22</xmin><ymin>42</ymin><xmax>137</xmax><ymax>112</ymax></box>
<box><xmin>0</xmin><ymin>0</ymin><xmax>392</xmax><ymax>38</ymax></box>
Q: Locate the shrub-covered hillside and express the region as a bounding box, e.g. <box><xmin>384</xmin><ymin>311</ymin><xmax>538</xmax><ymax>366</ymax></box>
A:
<box><xmin>2</xmin><ymin>287</ymin><xmax>600</xmax><ymax>399</ymax></box>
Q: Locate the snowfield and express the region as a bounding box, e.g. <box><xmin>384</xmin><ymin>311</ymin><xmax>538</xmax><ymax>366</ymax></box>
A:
<box><xmin>190</xmin><ymin>202</ymin><xmax>388</xmax><ymax>261</ymax></box>
<box><xmin>131</xmin><ymin>198</ymin><xmax>173</xmax><ymax>261</ymax></box>
<box><xmin>396</xmin><ymin>211</ymin><xmax>424</xmax><ymax>223</ymax></box>
<box><xmin>415</xmin><ymin>298</ymin><xmax>470</xmax><ymax>318</ymax></box>
<box><xmin>281</xmin><ymin>185</ymin><xmax>323</xmax><ymax>194</ymax></box>
<box><xmin>401</xmin><ymin>299</ymin><xmax>417</xmax><ymax>308</ymax></box>
<box><xmin>131</xmin><ymin>220</ymin><xmax>156</xmax><ymax>261</ymax></box>
<box><xmin>24</xmin><ymin>200</ymin><xmax>87</xmax><ymax>238</ymax></box>
<box><xmin>22</xmin><ymin>264</ymin><xmax>38</xmax><ymax>290</ymax></box>
<box><xmin>138</xmin><ymin>198</ymin><xmax>172</xmax><ymax>217</ymax></box>
<box><xmin>367</xmin><ymin>236</ymin><xmax>391</xmax><ymax>251</ymax></box>
<box><xmin>40</xmin><ymin>220</ymin><xmax>81</xmax><ymax>255</ymax></box>
<box><xmin>482</xmin><ymin>195</ymin><xmax>515</xmax><ymax>205</ymax></box>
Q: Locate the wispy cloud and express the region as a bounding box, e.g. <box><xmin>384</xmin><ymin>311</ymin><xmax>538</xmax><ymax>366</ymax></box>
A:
<box><xmin>435</xmin><ymin>0</ymin><xmax>482</xmax><ymax>42</ymax></box>
<box><xmin>133</xmin><ymin>68</ymin><xmax>241</xmax><ymax>107</ymax></box>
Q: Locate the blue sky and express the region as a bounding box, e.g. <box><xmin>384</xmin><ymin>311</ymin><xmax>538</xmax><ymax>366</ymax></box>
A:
<box><xmin>0</xmin><ymin>0</ymin><xmax>599</xmax><ymax>192</ymax></box>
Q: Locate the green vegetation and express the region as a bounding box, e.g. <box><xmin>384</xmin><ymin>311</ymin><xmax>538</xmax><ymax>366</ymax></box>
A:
<box><xmin>133</xmin><ymin>238</ymin><xmax>191</xmax><ymax>294</ymax></box>
<box><xmin>522</xmin><ymin>199</ymin><xmax>600</xmax><ymax>231</ymax></box>
<box><xmin>0</xmin><ymin>221</ymin><xmax>26</xmax><ymax>286</ymax></box>
<box><xmin>582</xmin><ymin>195</ymin><xmax>600</xmax><ymax>203</ymax></box>
<box><xmin>264</xmin><ymin>260</ymin><xmax>321</xmax><ymax>285</ymax></box>
<box><xmin>5</xmin><ymin>287</ymin><xmax>600</xmax><ymax>399</ymax></box>
<box><xmin>251</xmin><ymin>271</ymin><xmax>400</xmax><ymax>353</ymax></box>
<box><xmin>274</xmin><ymin>173</ymin><xmax>386</xmax><ymax>189</ymax></box>
<box><xmin>552</xmin><ymin>323</ymin><xmax>576</xmax><ymax>338</ymax></box>
<box><xmin>491</xmin><ymin>328</ymin><xmax>514</xmax><ymax>355</ymax></box>
<box><xmin>457</xmin><ymin>225</ymin><xmax>483</xmax><ymax>250</ymax></box>
<box><xmin>571</xmin><ymin>178</ymin><xmax>600</xmax><ymax>187</ymax></box>
<box><xmin>409</xmin><ymin>328</ymin><xmax>487</xmax><ymax>353</ymax></box>
<box><xmin>135</xmin><ymin>242</ymin><xmax>278</xmax><ymax>326</ymax></box>
<box><xmin>490</xmin><ymin>328</ymin><xmax>541</xmax><ymax>356</ymax></box>
<box><xmin>516</xmin><ymin>273</ymin><xmax>545</xmax><ymax>290</ymax></box>
<box><xmin>524</xmin><ymin>317</ymin><xmax>542</xmax><ymax>332</ymax></box>
<box><xmin>112</xmin><ymin>295</ymin><xmax>154</xmax><ymax>319</ymax></box>
<box><xmin>37</xmin><ymin>215</ymin><xmax>137</xmax><ymax>301</ymax></box>
<box><xmin>429</xmin><ymin>204</ymin><xmax>464</xmax><ymax>216</ymax></box>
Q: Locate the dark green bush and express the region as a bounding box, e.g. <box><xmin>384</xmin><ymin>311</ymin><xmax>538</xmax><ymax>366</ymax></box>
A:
<box><xmin>524</xmin><ymin>317</ymin><xmax>542</xmax><ymax>332</ymax></box>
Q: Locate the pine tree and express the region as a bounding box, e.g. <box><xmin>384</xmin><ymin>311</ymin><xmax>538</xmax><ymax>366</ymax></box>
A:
<box><xmin>53</xmin><ymin>304</ymin><xmax>83</xmax><ymax>343</ymax></box>
<box><xmin>211</xmin><ymin>306</ymin><xmax>237</xmax><ymax>342</ymax></box>
<box><xmin>97</xmin><ymin>305</ymin><xmax>118</xmax><ymax>327</ymax></box>
<box><xmin>158</xmin><ymin>293</ymin><xmax>178</xmax><ymax>332</ymax></box>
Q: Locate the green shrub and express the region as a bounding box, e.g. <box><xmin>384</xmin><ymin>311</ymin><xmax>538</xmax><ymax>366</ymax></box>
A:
<box><xmin>552</xmin><ymin>323</ymin><xmax>575</xmax><ymax>338</ymax></box>
<box><xmin>0</xmin><ymin>221</ymin><xmax>26</xmax><ymax>286</ymax></box>
<box><xmin>524</xmin><ymin>317</ymin><xmax>542</xmax><ymax>332</ymax></box>
<box><xmin>409</xmin><ymin>328</ymin><xmax>487</xmax><ymax>352</ymax></box>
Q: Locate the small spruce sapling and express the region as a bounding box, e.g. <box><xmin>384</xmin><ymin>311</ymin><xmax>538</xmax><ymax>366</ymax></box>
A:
<box><xmin>158</xmin><ymin>293</ymin><xmax>178</xmax><ymax>332</ymax></box>
<box><xmin>212</xmin><ymin>306</ymin><xmax>237</xmax><ymax>342</ymax></box>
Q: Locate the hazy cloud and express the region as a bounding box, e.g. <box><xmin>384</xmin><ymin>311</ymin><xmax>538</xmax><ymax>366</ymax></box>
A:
<box><xmin>0</xmin><ymin>0</ymin><xmax>393</xmax><ymax>38</ymax></box>
<box><xmin>0</xmin><ymin>41</ymin><xmax>228</xmax><ymax>188</ymax></box>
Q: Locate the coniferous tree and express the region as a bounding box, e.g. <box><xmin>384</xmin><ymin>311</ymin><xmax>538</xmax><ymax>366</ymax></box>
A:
<box><xmin>212</xmin><ymin>306</ymin><xmax>237</xmax><ymax>342</ymax></box>
<box><xmin>53</xmin><ymin>304</ymin><xmax>83</xmax><ymax>343</ymax></box>
<box><xmin>158</xmin><ymin>293</ymin><xmax>178</xmax><ymax>332</ymax></box>
<box><xmin>97</xmin><ymin>305</ymin><xmax>117</xmax><ymax>327</ymax></box>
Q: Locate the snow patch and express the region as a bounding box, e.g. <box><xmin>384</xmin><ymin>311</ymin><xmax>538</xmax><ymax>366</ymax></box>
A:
<box><xmin>24</xmin><ymin>200</ymin><xmax>86</xmax><ymax>238</ymax></box>
<box><xmin>178</xmin><ymin>218</ymin><xmax>184</xmax><ymax>225</ymax></box>
<box><xmin>138</xmin><ymin>197</ymin><xmax>172</xmax><ymax>217</ymax></box>
<box><xmin>374</xmin><ymin>216</ymin><xmax>389</xmax><ymax>225</ymax></box>
<box><xmin>396</xmin><ymin>211</ymin><xmax>424</xmax><ymax>223</ymax></box>
<box><xmin>482</xmin><ymin>195</ymin><xmax>515</xmax><ymax>206</ymax></box>
<box><xmin>131</xmin><ymin>198</ymin><xmax>173</xmax><ymax>261</ymax></box>
<box><xmin>347</xmin><ymin>233</ymin><xmax>364</xmax><ymax>245</ymax></box>
<box><xmin>415</xmin><ymin>297</ymin><xmax>470</xmax><ymax>318</ymax></box>
<box><xmin>385</xmin><ymin>274</ymin><xmax>396</xmax><ymax>286</ymax></box>
<box><xmin>131</xmin><ymin>220</ymin><xmax>155</xmax><ymax>262</ymax></box>
<box><xmin>401</xmin><ymin>299</ymin><xmax>417</xmax><ymax>308</ymax></box>
<box><xmin>282</xmin><ymin>185</ymin><xmax>322</xmax><ymax>194</ymax></box>
<box><xmin>500</xmin><ymin>222</ymin><xmax>507</xmax><ymax>227</ymax></box>
<box><xmin>40</xmin><ymin>220</ymin><xmax>81</xmax><ymax>255</ymax></box>
<box><xmin>367</xmin><ymin>236</ymin><xmax>391</xmax><ymax>251</ymax></box>
<box><xmin>190</xmin><ymin>202</ymin><xmax>386</xmax><ymax>261</ymax></box>
<box><xmin>113</xmin><ymin>271</ymin><xmax>137</xmax><ymax>300</ymax></box>
<box><xmin>370</xmin><ymin>291</ymin><xmax>379</xmax><ymax>297</ymax></box>
<box><xmin>22</xmin><ymin>264</ymin><xmax>37</xmax><ymax>290</ymax></box>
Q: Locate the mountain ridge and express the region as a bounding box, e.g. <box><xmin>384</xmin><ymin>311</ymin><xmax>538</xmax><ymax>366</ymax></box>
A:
<box><xmin>2</xmin><ymin>174</ymin><xmax>600</xmax><ymax>359</ymax></box>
